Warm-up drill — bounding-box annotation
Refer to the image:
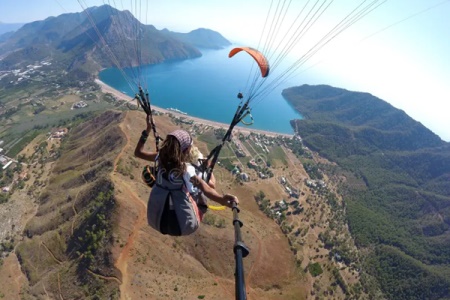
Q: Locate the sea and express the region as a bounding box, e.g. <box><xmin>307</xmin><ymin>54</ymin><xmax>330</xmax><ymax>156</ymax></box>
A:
<box><xmin>99</xmin><ymin>46</ymin><xmax>303</xmax><ymax>134</ymax></box>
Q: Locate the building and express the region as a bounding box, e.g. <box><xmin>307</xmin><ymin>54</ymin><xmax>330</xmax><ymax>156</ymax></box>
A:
<box><xmin>239</xmin><ymin>173</ymin><xmax>250</xmax><ymax>182</ymax></box>
<box><xmin>290</xmin><ymin>190</ymin><xmax>300</xmax><ymax>199</ymax></box>
<box><xmin>232</xmin><ymin>167</ymin><xmax>240</xmax><ymax>175</ymax></box>
<box><xmin>72</xmin><ymin>101</ymin><xmax>88</xmax><ymax>109</ymax></box>
<box><xmin>278</xmin><ymin>200</ymin><xmax>287</xmax><ymax>210</ymax></box>
<box><xmin>306</xmin><ymin>179</ymin><xmax>317</xmax><ymax>188</ymax></box>
<box><xmin>2</xmin><ymin>161</ymin><xmax>13</xmax><ymax>170</ymax></box>
<box><xmin>235</xmin><ymin>149</ymin><xmax>246</xmax><ymax>157</ymax></box>
<box><xmin>318</xmin><ymin>180</ymin><xmax>327</xmax><ymax>188</ymax></box>
<box><xmin>258</xmin><ymin>172</ymin><xmax>267</xmax><ymax>179</ymax></box>
<box><xmin>248</xmin><ymin>159</ymin><xmax>258</xmax><ymax>169</ymax></box>
<box><xmin>51</xmin><ymin>128</ymin><xmax>68</xmax><ymax>139</ymax></box>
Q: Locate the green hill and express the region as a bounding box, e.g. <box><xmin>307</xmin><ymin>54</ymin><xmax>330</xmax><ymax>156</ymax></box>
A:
<box><xmin>284</xmin><ymin>84</ymin><xmax>450</xmax><ymax>300</ymax></box>
<box><xmin>0</xmin><ymin>5</ymin><xmax>230</xmax><ymax>82</ymax></box>
<box><xmin>163</xmin><ymin>28</ymin><xmax>231</xmax><ymax>49</ymax></box>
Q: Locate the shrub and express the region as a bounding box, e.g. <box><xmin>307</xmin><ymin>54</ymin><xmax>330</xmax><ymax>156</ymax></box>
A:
<box><xmin>308</xmin><ymin>262</ymin><xmax>323</xmax><ymax>277</ymax></box>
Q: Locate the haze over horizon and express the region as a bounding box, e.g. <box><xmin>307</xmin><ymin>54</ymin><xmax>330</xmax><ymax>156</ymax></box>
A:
<box><xmin>1</xmin><ymin>0</ymin><xmax>449</xmax><ymax>141</ymax></box>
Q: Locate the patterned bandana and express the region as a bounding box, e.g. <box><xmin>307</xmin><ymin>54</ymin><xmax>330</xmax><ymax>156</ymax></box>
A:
<box><xmin>168</xmin><ymin>129</ymin><xmax>192</xmax><ymax>152</ymax></box>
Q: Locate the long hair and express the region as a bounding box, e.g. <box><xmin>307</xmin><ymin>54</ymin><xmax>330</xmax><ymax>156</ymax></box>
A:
<box><xmin>158</xmin><ymin>135</ymin><xmax>191</xmax><ymax>175</ymax></box>
<box><xmin>189</xmin><ymin>146</ymin><xmax>203</xmax><ymax>166</ymax></box>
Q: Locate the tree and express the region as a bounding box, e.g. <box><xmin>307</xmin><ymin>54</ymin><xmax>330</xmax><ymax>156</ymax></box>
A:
<box><xmin>216</xmin><ymin>218</ymin><xmax>226</xmax><ymax>228</ymax></box>
<box><xmin>255</xmin><ymin>190</ymin><xmax>266</xmax><ymax>201</ymax></box>
<box><xmin>308</xmin><ymin>262</ymin><xmax>323</xmax><ymax>277</ymax></box>
<box><xmin>0</xmin><ymin>193</ymin><xmax>9</xmax><ymax>204</ymax></box>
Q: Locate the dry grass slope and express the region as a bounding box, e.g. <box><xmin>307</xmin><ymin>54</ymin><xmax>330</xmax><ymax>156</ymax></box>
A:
<box><xmin>108</xmin><ymin>111</ymin><xmax>308</xmax><ymax>300</ymax></box>
<box><xmin>10</xmin><ymin>109</ymin><xmax>361</xmax><ymax>299</ymax></box>
<box><xmin>15</xmin><ymin>111</ymin><xmax>125</xmax><ymax>299</ymax></box>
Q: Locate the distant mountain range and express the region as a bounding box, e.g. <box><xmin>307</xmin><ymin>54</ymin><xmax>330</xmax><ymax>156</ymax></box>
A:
<box><xmin>0</xmin><ymin>22</ymin><xmax>24</xmax><ymax>35</ymax></box>
<box><xmin>284</xmin><ymin>84</ymin><xmax>450</xmax><ymax>300</ymax></box>
<box><xmin>163</xmin><ymin>27</ymin><xmax>231</xmax><ymax>50</ymax></box>
<box><xmin>0</xmin><ymin>5</ymin><xmax>230</xmax><ymax>79</ymax></box>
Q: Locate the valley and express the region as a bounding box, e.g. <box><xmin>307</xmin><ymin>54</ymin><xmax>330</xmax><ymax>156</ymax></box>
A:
<box><xmin>0</xmin><ymin>98</ymin><xmax>362</xmax><ymax>299</ymax></box>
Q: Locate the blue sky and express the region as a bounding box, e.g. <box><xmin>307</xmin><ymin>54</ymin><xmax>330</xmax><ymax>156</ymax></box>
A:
<box><xmin>1</xmin><ymin>0</ymin><xmax>450</xmax><ymax>141</ymax></box>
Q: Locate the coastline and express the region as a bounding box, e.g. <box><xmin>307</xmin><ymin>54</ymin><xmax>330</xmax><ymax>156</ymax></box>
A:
<box><xmin>95</xmin><ymin>79</ymin><xmax>295</xmax><ymax>138</ymax></box>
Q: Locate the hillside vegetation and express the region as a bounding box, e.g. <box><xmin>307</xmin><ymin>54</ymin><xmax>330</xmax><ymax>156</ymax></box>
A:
<box><xmin>284</xmin><ymin>84</ymin><xmax>450</xmax><ymax>300</ymax></box>
<box><xmin>15</xmin><ymin>111</ymin><xmax>125</xmax><ymax>299</ymax></box>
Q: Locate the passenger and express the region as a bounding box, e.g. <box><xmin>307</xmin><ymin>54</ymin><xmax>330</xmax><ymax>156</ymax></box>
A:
<box><xmin>189</xmin><ymin>146</ymin><xmax>216</xmax><ymax>189</ymax></box>
<box><xmin>188</xmin><ymin>146</ymin><xmax>216</xmax><ymax>212</ymax></box>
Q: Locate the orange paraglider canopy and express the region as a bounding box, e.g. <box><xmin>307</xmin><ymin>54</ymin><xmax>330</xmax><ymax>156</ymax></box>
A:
<box><xmin>228</xmin><ymin>47</ymin><xmax>270</xmax><ymax>78</ymax></box>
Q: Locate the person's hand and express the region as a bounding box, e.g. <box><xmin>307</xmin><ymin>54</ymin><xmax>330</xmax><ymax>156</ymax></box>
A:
<box><xmin>224</xmin><ymin>194</ymin><xmax>239</xmax><ymax>208</ymax></box>
<box><xmin>190</xmin><ymin>175</ymin><xmax>202</xmax><ymax>187</ymax></box>
<box><xmin>199</xmin><ymin>158</ymin><xmax>212</xmax><ymax>168</ymax></box>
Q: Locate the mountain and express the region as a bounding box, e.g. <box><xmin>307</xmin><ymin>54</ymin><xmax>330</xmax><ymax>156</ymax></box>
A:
<box><xmin>285</xmin><ymin>84</ymin><xmax>447</xmax><ymax>158</ymax></box>
<box><xmin>16</xmin><ymin>111</ymin><xmax>125</xmax><ymax>298</ymax></box>
<box><xmin>0</xmin><ymin>22</ymin><xmax>24</xmax><ymax>35</ymax></box>
<box><xmin>0</xmin><ymin>5</ymin><xmax>230</xmax><ymax>81</ymax></box>
<box><xmin>4</xmin><ymin>109</ymin><xmax>322</xmax><ymax>299</ymax></box>
<box><xmin>284</xmin><ymin>84</ymin><xmax>450</xmax><ymax>300</ymax></box>
<box><xmin>0</xmin><ymin>31</ymin><xmax>15</xmax><ymax>43</ymax></box>
<box><xmin>163</xmin><ymin>28</ymin><xmax>232</xmax><ymax>49</ymax></box>
<box><xmin>0</xmin><ymin>13</ymin><xmax>85</xmax><ymax>53</ymax></box>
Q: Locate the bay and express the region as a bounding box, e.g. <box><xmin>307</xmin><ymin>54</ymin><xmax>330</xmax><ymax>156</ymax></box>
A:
<box><xmin>99</xmin><ymin>46</ymin><xmax>302</xmax><ymax>134</ymax></box>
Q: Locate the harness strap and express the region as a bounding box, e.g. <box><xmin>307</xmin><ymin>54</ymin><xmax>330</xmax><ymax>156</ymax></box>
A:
<box><xmin>181</xmin><ymin>176</ymin><xmax>206</xmax><ymax>218</ymax></box>
<box><xmin>137</xmin><ymin>86</ymin><xmax>162</xmax><ymax>151</ymax></box>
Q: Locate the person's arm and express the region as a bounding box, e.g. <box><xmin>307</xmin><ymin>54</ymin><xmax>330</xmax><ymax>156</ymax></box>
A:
<box><xmin>201</xmin><ymin>160</ymin><xmax>216</xmax><ymax>188</ymax></box>
<box><xmin>208</xmin><ymin>172</ymin><xmax>216</xmax><ymax>189</ymax></box>
<box><xmin>134</xmin><ymin>114</ymin><xmax>158</xmax><ymax>161</ymax></box>
<box><xmin>190</xmin><ymin>175</ymin><xmax>238</xmax><ymax>208</ymax></box>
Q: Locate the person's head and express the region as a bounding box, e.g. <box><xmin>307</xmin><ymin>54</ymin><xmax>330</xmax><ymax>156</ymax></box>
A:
<box><xmin>159</xmin><ymin>129</ymin><xmax>192</xmax><ymax>172</ymax></box>
<box><xmin>189</xmin><ymin>146</ymin><xmax>204</xmax><ymax>166</ymax></box>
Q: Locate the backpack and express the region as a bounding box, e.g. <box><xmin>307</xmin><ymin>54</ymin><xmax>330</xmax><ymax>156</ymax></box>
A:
<box><xmin>147</xmin><ymin>170</ymin><xmax>204</xmax><ymax>236</ymax></box>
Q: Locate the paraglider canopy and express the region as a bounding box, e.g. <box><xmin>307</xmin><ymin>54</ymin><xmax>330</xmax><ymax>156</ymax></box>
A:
<box><xmin>229</xmin><ymin>47</ymin><xmax>270</xmax><ymax>78</ymax></box>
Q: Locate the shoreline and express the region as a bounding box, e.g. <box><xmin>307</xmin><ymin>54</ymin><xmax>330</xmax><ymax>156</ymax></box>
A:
<box><xmin>95</xmin><ymin>79</ymin><xmax>295</xmax><ymax>138</ymax></box>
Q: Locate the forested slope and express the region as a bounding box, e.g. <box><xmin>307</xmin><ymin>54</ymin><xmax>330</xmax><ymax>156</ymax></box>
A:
<box><xmin>284</xmin><ymin>84</ymin><xmax>450</xmax><ymax>300</ymax></box>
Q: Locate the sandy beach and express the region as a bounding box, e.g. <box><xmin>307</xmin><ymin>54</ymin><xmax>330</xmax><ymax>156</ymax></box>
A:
<box><xmin>95</xmin><ymin>79</ymin><xmax>295</xmax><ymax>138</ymax></box>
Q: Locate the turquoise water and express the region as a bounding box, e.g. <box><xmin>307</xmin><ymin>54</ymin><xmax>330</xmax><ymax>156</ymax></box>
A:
<box><xmin>99</xmin><ymin>46</ymin><xmax>302</xmax><ymax>134</ymax></box>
